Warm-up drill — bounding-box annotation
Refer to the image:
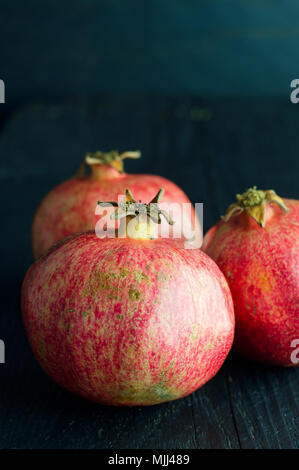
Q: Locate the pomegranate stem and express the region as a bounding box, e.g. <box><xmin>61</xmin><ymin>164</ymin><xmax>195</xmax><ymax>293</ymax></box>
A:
<box><xmin>222</xmin><ymin>187</ymin><xmax>289</xmax><ymax>228</ymax></box>
<box><xmin>75</xmin><ymin>150</ymin><xmax>141</xmax><ymax>177</ymax></box>
<box><xmin>98</xmin><ymin>188</ymin><xmax>175</xmax><ymax>239</ymax></box>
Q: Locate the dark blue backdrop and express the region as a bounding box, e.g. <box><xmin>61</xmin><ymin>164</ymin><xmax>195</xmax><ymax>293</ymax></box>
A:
<box><xmin>1</xmin><ymin>0</ymin><xmax>298</xmax><ymax>101</ymax></box>
<box><xmin>0</xmin><ymin>1</ymin><xmax>298</xmax><ymax>450</ymax></box>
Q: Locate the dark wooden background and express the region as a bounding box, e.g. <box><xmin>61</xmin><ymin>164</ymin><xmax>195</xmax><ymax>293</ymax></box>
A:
<box><xmin>2</xmin><ymin>0</ymin><xmax>299</xmax><ymax>101</ymax></box>
<box><xmin>1</xmin><ymin>0</ymin><xmax>299</xmax><ymax>450</ymax></box>
<box><xmin>0</xmin><ymin>95</ymin><xmax>298</xmax><ymax>449</ymax></box>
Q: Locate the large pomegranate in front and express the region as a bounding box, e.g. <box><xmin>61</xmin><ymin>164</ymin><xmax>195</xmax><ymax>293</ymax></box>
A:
<box><xmin>202</xmin><ymin>187</ymin><xmax>299</xmax><ymax>367</ymax></box>
<box><xmin>32</xmin><ymin>150</ymin><xmax>197</xmax><ymax>259</ymax></box>
<box><xmin>23</xmin><ymin>190</ymin><xmax>234</xmax><ymax>406</ymax></box>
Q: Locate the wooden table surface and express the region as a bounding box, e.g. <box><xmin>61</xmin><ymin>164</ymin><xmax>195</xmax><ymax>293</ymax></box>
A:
<box><xmin>0</xmin><ymin>95</ymin><xmax>298</xmax><ymax>449</ymax></box>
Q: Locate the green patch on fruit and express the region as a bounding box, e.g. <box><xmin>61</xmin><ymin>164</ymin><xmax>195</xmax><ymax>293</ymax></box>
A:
<box><xmin>84</xmin><ymin>270</ymin><xmax>120</xmax><ymax>299</ymax></box>
<box><xmin>150</xmin><ymin>383</ymin><xmax>177</xmax><ymax>401</ymax></box>
<box><xmin>226</xmin><ymin>270</ymin><xmax>234</xmax><ymax>280</ymax></box>
<box><xmin>157</xmin><ymin>272</ymin><xmax>168</xmax><ymax>282</ymax></box>
<box><xmin>134</xmin><ymin>271</ymin><xmax>149</xmax><ymax>282</ymax></box>
<box><xmin>191</xmin><ymin>323</ymin><xmax>200</xmax><ymax>341</ymax></box>
<box><xmin>129</xmin><ymin>289</ymin><xmax>141</xmax><ymax>301</ymax></box>
<box><xmin>246</xmin><ymin>303</ymin><xmax>257</xmax><ymax>316</ymax></box>
<box><xmin>119</xmin><ymin>267</ymin><xmax>130</xmax><ymax>278</ymax></box>
<box><xmin>37</xmin><ymin>339</ymin><xmax>46</xmax><ymax>358</ymax></box>
<box><xmin>97</xmin><ymin>272</ymin><xmax>118</xmax><ymax>290</ymax></box>
<box><xmin>81</xmin><ymin>311</ymin><xmax>91</xmax><ymax>317</ymax></box>
<box><xmin>108</xmin><ymin>293</ymin><xmax>119</xmax><ymax>300</ymax></box>
<box><xmin>112</xmin><ymin>378</ymin><xmax>179</xmax><ymax>405</ymax></box>
<box><xmin>146</xmin><ymin>370</ymin><xmax>178</xmax><ymax>401</ymax></box>
<box><xmin>157</xmin><ymin>271</ymin><xmax>173</xmax><ymax>290</ymax></box>
<box><xmin>108</xmin><ymin>272</ymin><xmax>118</xmax><ymax>280</ymax></box>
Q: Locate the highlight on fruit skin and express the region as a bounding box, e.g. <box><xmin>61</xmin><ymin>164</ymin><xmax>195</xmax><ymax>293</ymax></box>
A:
<box><xmin>22</xmin><ymin>189</ymin><xmax>234</xmax><ymax>406</ymax></box>
<box><xmin>202</xmin><ymin>186</ymin><xmax>299</xmax><ymax>367</ymax></box>
<box><xmin>31</xmin><ymin>149</ymin><xmax>197</xmax><ymax>259</ymax></box>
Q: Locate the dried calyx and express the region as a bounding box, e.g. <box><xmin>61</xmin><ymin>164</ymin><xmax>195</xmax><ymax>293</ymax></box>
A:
<box><xmin>77</xmin><ymin>150</ymin><xmax>141</xmax><ymax>176</ymax></box>
<box><xmin>98</xmin><ymin>188</ymin><xmax>174</xmax><ymax>239</ymax></box>
<box><xmin>222</xmin><ymin>186</ymin><xmax>289</xmax><ymax>228</ymax></box>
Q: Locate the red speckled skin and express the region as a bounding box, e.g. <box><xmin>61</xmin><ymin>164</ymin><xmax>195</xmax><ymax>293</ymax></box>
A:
<box><xmin>32</xmin><ymin>168</ymin><xmax>195</xmax><ymax>259</ymax></box>
<box><xmin>202</xmin><ymin>199</ymin><xmax>299</xmax><ymax>367</ymax></box>
<box><xmin>22</xmin><ymin>232</ymin><xmax>234</xmax><ymax>406</ymax></box>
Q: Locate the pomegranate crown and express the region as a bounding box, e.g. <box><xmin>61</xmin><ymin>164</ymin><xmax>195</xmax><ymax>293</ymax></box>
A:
<box><xmin>222</xmin><ymin>186</ymin><xmax>289</xmax><ymax>228</ymax></box>
<box><xmin>98</xmin><ymin>188</ymin><xmax>175</xmax><ymax>225</ymax></box>
<box><xmin>76</xmin><ymin>150</ymin><xmax>141</xmax><ymax>176</ymax></box>
<box><xmin>85</xmin><ymin>150</ymin><xmax>140</xmax><ymax>173</ymax></box>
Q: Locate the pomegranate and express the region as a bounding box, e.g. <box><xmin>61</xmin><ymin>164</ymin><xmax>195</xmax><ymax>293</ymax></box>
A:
<box><xmin>22</xmin><ymin>189</ymin><xmax>234</xmax><ymax>406</ymax></box>
<box><xmin>32</xmin><ymin>150</ymin><xmax>197</xmax><ymax>259</ymax></box>
<box><xmin>202</xmin><ymin>187</ymin><xmax>299</xmax><ymax>367</ymax></box>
